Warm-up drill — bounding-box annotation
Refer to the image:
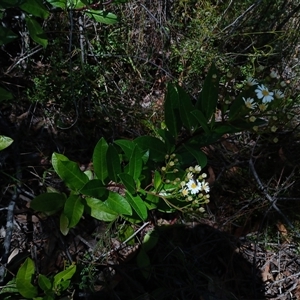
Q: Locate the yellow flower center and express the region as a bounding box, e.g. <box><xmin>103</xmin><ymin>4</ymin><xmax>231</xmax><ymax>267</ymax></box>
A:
<box><xmin>262</xmin><ymin>90</ymin><xmax>269</xmax><ymax>96</ymax></box>
<box><xmin>191</xmin><ymin>182</ymin><xmax>197</xmax><ymax>189</ymax></box>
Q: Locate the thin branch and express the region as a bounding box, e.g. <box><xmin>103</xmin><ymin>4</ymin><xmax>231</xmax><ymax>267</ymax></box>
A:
<box><xmin>249</xmin><ymin>153</ymin><xmax>300</xmax><ymax>238</ymax></box>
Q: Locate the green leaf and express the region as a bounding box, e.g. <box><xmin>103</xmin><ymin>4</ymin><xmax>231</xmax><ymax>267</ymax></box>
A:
<box><xmin>105</xmin><ymin>192</ymin><xmax>132</xmax><ymax>215</ymax></box>
<box><xmin>144</xmin><ymin>193</ymin><xmax>158</xmax><ymax>210</ymax></box>
<box><xmin>114</xmin><ymin>139</ymin><xmax>135</xmax><ymax>159</ymax></box>
<box><xmin>196</xmin><ymin>63</ymin><xmax>219</xmax><ymax>120</ymax></box>
<box><xmin>25</xmin><ymin>17</ymin><xmax>48</xmax><ymax>47</ymax></box>
<box><xmin>38</xmin><ymin>274</ymin><xmax>52</xmax><ymax>292</ymax></box>
<box><xmin>118</xmin><ymin>173</ymin><xmax>136</xmax><ymax>195</ymax></box>
<box><xmin>46</xmin><ymin>0</ymin><xmax>67</xmax><ymax>9</ymax></box>
<box><xmin>191</xmin><ymin>109</ymin><xmax>211</xmax><ymax>134</ymax></box>
<box><xmin>0</xmin><ymin>278</ymin><xmax>18</xmax><ymax>294</ymax></box>
<box><xmin>177</xmin><ymin>84</ymin><xmax>197</xmax><ymax>132</ymax></box>
<box><xmin>125</xmin><ymin>191</ymin><xmax>147</xmax><ymax>221</ymax></box>
<box><xmin>128</xmin><ymin>145</ymin><xmax>143</xmax><ymax>180</ymax></box>
<box><xmin>106</xmin><ymin>144</ymin><xmax>121</xmax><ymax>182</ymax></box>
<box><xmin>20</xmin><ymin>0</ymin><xmax>49</xmax><ymax>19</ymax></box>
<box><xmin>157</xmin><ymin>129</ymin><xmax>175</xmax><ymax>152</ymax></box>
<box><xmin>183</xmin><ymin>145</ymin><xmax>207</xmax><ymax>167</ymax></box>
<box><xmin>64</xmin><ymin>195</ymin><xmax>84</xmax><ymax>228</ymax></box>
<box><xmin>93</xmin><ymin>137</ymin><xmax>108</xmax><ymax>183</ymax></box>
<box><xmin>52</xmin><ymin>153</ymin><xmax>89</xmax><ymax>191</ymax></box>
<box><xmin>134</xmin><ymin>136</ymin><xmax>167</xmax><ymax>162</ymax></box>
<box><xmin>0</xmin><ymin>135</ymin><xmax>13</xmax><ymax>151</ymax></box>
<box><xmin>153</xmin><ymin>171</ymin><xmax>162</xmax><ymax>191</ymax></box>
<box><xmin>0</xmin><ymin>26</ymin><xmax>18</xmax><ymax>46</ymax></box>
<box><xmin>85</xmin><ymin>10</ymin><xmax>118</xmax><ymax>25</ymax></box>
<box><xmin>60</xmin><ymin>212</ymin><xmax>69</xmax><ymax>236</ymax></box>
<box><xmin>30</xmin><ymin>193</ymin><xmax>66</xmax><ymax>212</ymax></box>
<box><xmin>85</xmin><ymin>197</ymin><xmax>118</xmax><ymax>221</ymax></box>
<box><xmin>141</xmin><ymin>230</ymin><xmax>159</xmax><ymax>252</ymax></box>
<box><xmin>0</xmin><ymin>87</ymin><xmax>13</xmax><ymax>100</ymax></box>
<box><xmin>53</xmin><ymin>264</ymin><xmax>76</xmax><ymax>291</ymax></box>
<box><xmin>67</xmin><ymin>0</ymin><xmax>85</xmax><ymax>9</ymax></box>
<box><xmin>136</xmin><ymin>249</ymin><xmax>151</xmax><ymax>278</ymax></box>
<box><xmin>80</xmin><ymin>180</ymin><xmax>107</xmax><ymax>198</ymax></box>
<box><xmin>16</xmin><ymin>258</ymin><xmax>38</xmax><ymax>298</ymax></box>
<box><xmin>164</xmin><ymin>83</ymin><xmax>181</xmax><ymax>139</ymax></box>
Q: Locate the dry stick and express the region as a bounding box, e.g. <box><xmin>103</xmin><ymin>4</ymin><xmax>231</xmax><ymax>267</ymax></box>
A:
<box><xmin>97</xmin><ymin>222</ymin><xmax>150</xmax><ymax>261</ymax></box>
<box><xmin>0</xmin><ymin>116</ymin><xmax>22</xmax><ymax>283</ymax></box>
<box><xmin>0</xmin><ymin>194</ymin><xmax>18</xmax><ymax>282</ymax></box>
<box><xmin>222</xmin><ymin>0</ymin><xmax>262</xmax><ymax>34</ymax></box>
<box><xmin>249</xmin><ymin>158</ymin><xmax>300</xmax><ymax>238</ymax></box>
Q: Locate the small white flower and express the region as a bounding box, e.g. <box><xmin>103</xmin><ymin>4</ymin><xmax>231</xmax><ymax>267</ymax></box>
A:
<box><xmin>186</xmin><ymin>179</ymin><xmax>202</xmax><ymax>195</ymax></box>
<box><xmin>280</xmin><ymin>81</ymin><xmax>287</xmax><ymax>87</ymax></box>
<box><xmin>258</xmin><ymin>103</ymin><xmax>268</xmax><ymax>111</ymax></box>
<box><xmin>249</xmin><ymin>116</ymin><xmax>256</xmax><ymax>122</ymax></box>
<box><xmin>201</xmin><ymin>182</ymin><xmax>210</xmax><ymax>193</ymax></box>
<box><xmin>246</xmin><ymin>77</ymin><xmax>258</xmax><ymax>86</ymax></box>
<box><xmin>255</xmin><ymin>84</ymin><xmax>274</xmax><ymax>103</ymax></box>
<box><xmin>243</xmin><ymin>97</ymin><xmax>256</xmax><ymax>109</ymax></box>
<box><xmin>273</xmin><ymin>89</ymin><xmax>284</xmax><ymax>99</ymax></box>
<box><xmin>187</xmin><ymin>172</ymin><xmax>193</xmax><ymax>180</ymax></box>
<box><xmin>194</xmin><ymin>165</ymin><xmax>201</xmax><ymax>173</ymax></box>
<box><xmin>181</xmin><ymin>188</ymin><xmax>189</xmax><ymax>197</ymax></box>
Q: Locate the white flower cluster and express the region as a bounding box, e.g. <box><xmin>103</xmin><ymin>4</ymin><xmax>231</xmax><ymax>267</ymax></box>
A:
<box><xmin>180</xmin><ymin>165</ymin><xmax>210</xmax><ymax>212</ymax></box>
<box><xmin>244</xmin><ymin>76</ymin><xmax>285</xmax><ymax>112</ymax></box>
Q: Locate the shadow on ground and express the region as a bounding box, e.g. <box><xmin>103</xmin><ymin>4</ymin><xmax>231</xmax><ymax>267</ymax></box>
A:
<box><xmin>95</xmin><ymin>223</ymin><xmax>265</xmax><ymax>300</ymax></box>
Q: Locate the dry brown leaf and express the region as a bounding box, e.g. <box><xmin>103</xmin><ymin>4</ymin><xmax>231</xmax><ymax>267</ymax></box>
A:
<box><xmin>276</xmin><ymin>221</ymin><xmax>291</xmax><ymax>243</ymax></box>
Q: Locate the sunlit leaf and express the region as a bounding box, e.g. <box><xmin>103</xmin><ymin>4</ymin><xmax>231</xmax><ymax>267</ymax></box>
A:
<box><xmin>46</xmin><ymin>0</ymin><xmax>67</xmax><ymax>9</ymax></box>
<box><xmin>38</xmin><ymin>274</ymin><xmax>52</xmax><ymax>292</ymax></box>
<box><xmin>16</xmin><ymin>258</ymin><xmax>38</xmax><ymax>298</ymax></box>
<box><xmin>118</xmin><ymin>173</ymin><xmax>136</xmax><ymax>194</ymax></box>
<box><xmin>105</xmin><ymin>191</ymin><xmax>132</xmax><ymax>215</ymax></box>
<box><xmin>60</xmin><ymin>212</ymin><xmax>69</xmax><ymax>235</ymax></box>
<box><xmin>53</xmin><ymin>264</ymin><xmax>76</xmax><ymax>291</ymax></box>
<box><xmin>85</xmin><ymin>197</ymin><xmax>118</xmax><ymax>221</ymax></box>
<box><xmin>52</xmin><ymin>153</ymin><xmax>89</xmax><ymax>191</ymax></box>
<box><xmin>64</xmin><ymin>195</ymin><xmax>84</xmax><ymax>228</ymax></box>
<box><xmin>85</xmin><ymin>10</ymin><xmax>118</xmax><ymax>25</ymax></box>
<box><xmin>125</xmin><ymin>191</ymin><xmax>147</xmax><ymax>221</ymax></box>
<box><xmin>0</xmin><ymin>135</ymin><xmax>13</xmax><ymax>151</ymax></box>
<box><xmin>114</xmin><ymin>139</ymin><xmax>135</xmax><ymax>159</ymax></box>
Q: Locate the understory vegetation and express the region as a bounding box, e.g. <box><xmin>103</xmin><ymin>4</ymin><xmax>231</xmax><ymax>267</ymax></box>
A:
<box><xmin>1</xmin><ymin>0</ymin><xmax>300</xmax><ymax>299</ymax></box>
